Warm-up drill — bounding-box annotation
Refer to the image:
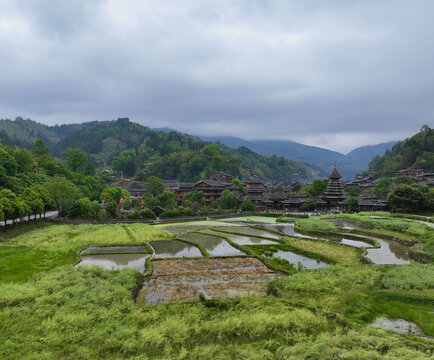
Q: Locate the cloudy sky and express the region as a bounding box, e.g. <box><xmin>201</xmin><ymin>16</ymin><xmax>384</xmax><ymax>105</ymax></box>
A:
<box><xmin>0</xmin><ymin>0</ymin><xmax>433</xmax><ymax>153</ymax></box>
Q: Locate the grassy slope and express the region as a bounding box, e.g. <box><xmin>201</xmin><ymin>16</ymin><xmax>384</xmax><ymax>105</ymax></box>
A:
<box><xmin>0</xmin><ymin>224</ymin><xmax>171</xmax><ymax>284</ymax></box>
<box><xmin>0</xmin><ymin>218</ymin><xmax>433</xmax><ymax>359</ymax></box>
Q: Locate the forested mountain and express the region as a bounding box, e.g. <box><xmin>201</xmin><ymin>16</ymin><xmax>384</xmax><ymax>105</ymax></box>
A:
<box><xmin>0</xmin><ymin>118</ymin><xmax>311</xmax><ymax>181</ymax></box>
<box><xmin>200</xmin><ymin>136</ymin><xmax>396</xmax><ymax>178</ymax></box>
<box><xmin>369</xmin><ymin>125</ymin><xmax>434</xmax><ymax>176</ymax></box>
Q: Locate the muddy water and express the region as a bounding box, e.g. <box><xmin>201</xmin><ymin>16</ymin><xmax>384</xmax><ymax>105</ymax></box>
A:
<box><xmin>366</xmin><ymin>238</ymin><xmax>410</xmax><ymax>265</ymax></box>
<box><xmin>214</xmin><ymin>226</ymin><xmax>281</xmax><ymax>239</ymax></box>
<box><xmin>371</xmin><ymin>317</ymin><xmax>433</xmax><ymax>340</ymax></box>
<box><xmin>150</xmin><ymin>240</ymin><xmax>202</xmax><ymax>258</ymax></box>
<box><xmin>80</xmin><ymin>245</ymin><xmax>148</xmax><ymax>254</ymax></box>
<box><xmin>265</xmin><ymin>224</ymin><xmax>315</xmax><ymax>238</ymax></box>
<box><xmin>217</xmin><ymin>233</ymin><xmax>278</xmax><ymax>245</ymax></box>
<box><xmin>77</xmin><ymin>253</ymin><xmax>149</xmax><ymax>271</ymax></box>
<box><xmin>270</xmin><ymin>250</ymin><xmax>328</xmax><ymax>269</ymax></box>
<box><xmin>180</xmin><ymin>233</ymin><xmax>244</xmax><ymax>256</ymax></box>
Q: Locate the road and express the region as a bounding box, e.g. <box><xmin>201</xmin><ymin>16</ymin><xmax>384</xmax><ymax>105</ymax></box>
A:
<box><xmin>0</xmin><ymin>210</ymin><xmax>58</xmax><ymax>227</ymax></box>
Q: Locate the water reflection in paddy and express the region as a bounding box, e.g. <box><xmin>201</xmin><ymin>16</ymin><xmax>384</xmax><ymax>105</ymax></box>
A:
<box><xmin>150</xmin><ymin>240</ymin><xmax>202</xmax><ymax>258</ymax></box>
<box><xmin>80</xmin><ymin>245</ymin><xmax>148</xmax><ymax>254</ymax></box>
<box><xmin>214</xmin><ymin>226</ymin><xmax>281</xmax><ymax>239</ymax></box>
<box><xmin>217</xmin><ymin>233</ymin><xmax>278</xmax><ymax>245</ymax></box>
<box><xmin>265</xmin><ymin>224</ymin><xmax>314</xmax><ymax>238</ymax></box>
<box><xmin>77</xmin><ymin>253</ymin><xmax>149</xmax><ymax>271</ymax></box>
<box><xmin>270</xmin><ymin>250</ymin><xmax>328</xmax><ymax>270</ymax></box>
<box><xmin>180</xmin><ymin>233</ymin><xmax>244</xmax><ymax>256</ymax></box>
<box><xmin>340</xmin><ymin>239</ymin><xmax>372</xmax><ymax>248</ymax></box>
<box><xmin>366</xmin><ymin>238</ymin><xmax>410</xmax><ymax>265</ymax></box>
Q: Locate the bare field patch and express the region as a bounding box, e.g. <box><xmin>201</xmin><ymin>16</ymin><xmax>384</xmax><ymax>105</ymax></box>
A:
<box><xmin>137</xmin><ymin>257</ymin><xmax>280</xmax><ymax>305</ymax></box>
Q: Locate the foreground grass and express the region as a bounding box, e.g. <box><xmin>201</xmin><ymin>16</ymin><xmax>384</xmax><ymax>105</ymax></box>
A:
<box><xmin>0</xmin><ymin>224</ymin><xmax>171</xmax><ymax>283</ymax></box>
<box><xmin>0</xmin><ymin>265</ymin><xmax>432</xmax><ymax>359</ymax></box>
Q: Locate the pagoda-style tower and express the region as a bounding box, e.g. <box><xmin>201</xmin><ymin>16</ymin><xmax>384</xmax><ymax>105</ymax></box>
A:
<box><xmin>322</xmin><ymin>165</ymin><xmax>345</xmax><ymax>209</ymax></box>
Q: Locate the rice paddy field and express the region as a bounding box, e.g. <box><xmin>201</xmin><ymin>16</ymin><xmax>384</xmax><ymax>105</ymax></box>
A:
<box><xmin>0</xmin><ymin>214</ymin><xmax>433</xmax><ymax>359</ymax></box>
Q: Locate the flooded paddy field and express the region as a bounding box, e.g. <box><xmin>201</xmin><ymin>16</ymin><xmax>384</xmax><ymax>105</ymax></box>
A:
<box><xmin>208</xmin><ymin>230</ymin><xmax>278</xmax><ymax>245</ymax></box>
<box><xmin>269</xmin><ymin>250</ymin><xmax>329</xmax><ymax>269</ymax></box>
<box><xmin>265</xmin><ymin>224</ymin><xmax>315</xmax><ymax>238</ymax></box>
<box><xmin>340</xmin><ymin>238</ymin><xmax>372</xmax><ymax>248</ymax></box>
<box><xmin>150</xmin><ymin>239</ymin><xmax>202</xmax><ymax>258</ymax></box>
<box><xmin>212</xmin><ymin>226</ymin><xmax>281</xmax><ymax>239</ymax></box>
<box><xmin>136</xmin><ymin>257</ymin><xmax>280</xmax><ymax>305</ymax></box>
<box><xmin>77</xmin><ymin>253</ymin><xmax>149</xmax><ymax>271</ymax></box>
<box><xmin>180</xmin><ymin>233</ymin><xmax>244</xmax><ymax>256</ymax></box>
<box><xmin>157</xmin><ymin>221</ymin><xmax>242</xmax><ymax>234</ymax></box>
<box><xmin>366</xmin><ymin>238</ymin><xmax>411</xmax><ymax>265</ymax></box>
<box><xmin>80</xmin><ymin>245</ymin><xmax>149</xmax><ymax>254</ymax></box>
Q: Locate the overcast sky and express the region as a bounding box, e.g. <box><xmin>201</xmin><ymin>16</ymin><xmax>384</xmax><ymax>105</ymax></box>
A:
<box><xmin>0</xmin><ymin>1</ymin><xmax>433</xmax><ymax>153</ymax></box>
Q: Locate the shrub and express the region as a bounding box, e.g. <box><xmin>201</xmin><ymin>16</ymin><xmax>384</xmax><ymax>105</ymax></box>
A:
<box><xmin>159</xmin><ymin>208</ymin><xmax>179</xmax><ymax>219</ymax></box>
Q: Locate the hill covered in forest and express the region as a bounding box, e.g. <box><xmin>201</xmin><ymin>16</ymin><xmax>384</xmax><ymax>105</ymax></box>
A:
<box><xmin>0</xmin><ymin>118</ymin><xmax>312</xmax><ymax>182</ymax></box>
<box><xmin>369</xmin><ymin>125</ymin><xmax>434</xmax><ymax>176</ymax></box>
<box><xmin>200</xmin><ymin>135</ymin><xmax>396</xmax><ymax>179</ymax></box>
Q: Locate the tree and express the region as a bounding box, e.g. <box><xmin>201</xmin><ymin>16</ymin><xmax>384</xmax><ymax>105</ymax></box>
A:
<box><xmin>20</xmin><ymin>188</ymin><xmax>44</xmax><ymax>221</ymax></box>
<box><xmin>65</xmin><ymin>148</ymin><xmax>88</xmax><ymax>173</ymax></box>
<box><xmin>373</xmin><ymin>177</ymin><xmax>393</xmax><ymax>198</ymax></box>
<box><xmin>388</xmin><ymin>184</ymin><xmax>428</xmax><ymax>213</ymax></box>
<box><xmin>183</xmin><ymin>190</ymin><xmax>205</xmax><ymax>211</ymax></box>
<box><xmin>111</xmin><ymin>150</ymin><xmax>137</xmax><ymax>177</ymax></box>
<box><xmin>31</xmin><ymin>139</ymin><xmax>49</xmax><ymax>156</ymax></box>
<box><xmin>0</xmin><ymin>146</ymin><xmax>18</xmax><ymax>176</ymax></box>
<box><xmin>105</xmin><ymin>200</ymin><xmax>119</xmax><ymax>218</ymax></box>
<box><xmin>145</xmin><ymin>176</ymin><xmax>165</xmax><ymax>197</ymax></box>
<box><xmin>100</xmin><ymin>187</ymin><xmax>128</xmax><ymax>204</ymax></box>
<box><xmin>30</xmin><ymin>185</ymin><xmax>55</xmax><ymax>216</ymax></box>
<box><xmin>346</xmin><ymin>186</ymin><xmax>362</xmax><ymax>197</ymax></box>
<box><xmin>156</xmin><ymin>190</ymin><xmax>176</xmax><ymax>209</ymax></box>
<box><xmin>240</xmin><ymin>199</ymin><xmax>256</xmax><ymax>212</ymax></box>
<box><xmin>68</xmin><ymin>198</ymin><xmax>92</xmax><ymax>218</ymax></box>
<box><xmin>231</xmin><ymin>178</ymin><xmax>246</xmax><ymax>195</ymax></box>
<box><xmin>0</xmin><ymin>189</ymin><xmax>25</xmax><ymax>227</ymax></box>
<box><xmin>135</xmin><ymin>168</ymin><xmax>146</xmax><ymax>181</ymax></box>
<box><xmin>217</xmin><ymin>190</ymin><xmax>239</xmax><ymax>210</ymax></box>
<box><xmin>300</xmin><ymin>198</ymin><xmax>316</xmax><ymax>212</ymax></box>
<box><xmin>311</xmin><ymin>179</ymin><xmax>329</xmax><ymax>196</ymax></box>
<box><xmin>44</xmin><ymin>178</ymin><xmax>80</xmax><ymax>216</ymax></box>
<box><xmin>346</xmin><ymin>197</ymin><xmax>359</xmax><ymax>212</ymax></box>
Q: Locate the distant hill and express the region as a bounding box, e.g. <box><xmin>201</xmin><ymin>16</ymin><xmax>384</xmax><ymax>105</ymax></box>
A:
<box><xmin>346</xmin><ymin>142</ymin><xmax>397</xmax><ymax>164</ymax></box>
<box><xmin>200</xmin><ymin>136</ymin><xmax>396</xmax><ymax>179</ymax></box>
<box><xmin>0</xmin><ymin>117</ymin><xmax>312</xmax><ymax>182</ymax></box>
<box><xmin>369</xmin><ymin>125</ymin><xmax>433</xmax><ymax>176</ymax></box>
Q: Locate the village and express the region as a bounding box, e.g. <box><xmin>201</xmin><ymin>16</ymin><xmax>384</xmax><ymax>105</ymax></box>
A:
<box><xmin>108</xmin><ymin>166</ymin><xmax>434</xmax><ymax>216</ymax></box>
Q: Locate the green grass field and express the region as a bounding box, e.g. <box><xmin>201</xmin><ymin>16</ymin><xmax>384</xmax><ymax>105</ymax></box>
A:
<box><xmin>0</xmin><ymin>216</ymin><xmax>432</xmax><ymax>359</ymax></box>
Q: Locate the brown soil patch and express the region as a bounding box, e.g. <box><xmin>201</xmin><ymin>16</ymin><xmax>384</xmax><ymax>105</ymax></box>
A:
<box><xmin>136</xmin><ymin>257</ymin><xmax>280</xmax><ymax>306</ymax></box>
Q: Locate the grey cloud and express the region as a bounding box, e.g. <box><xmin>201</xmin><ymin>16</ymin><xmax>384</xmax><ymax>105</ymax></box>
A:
<box><xmin>0</xmin><ymin>0</ymin><xmax>433</xmax><ymax>152</ymax></box>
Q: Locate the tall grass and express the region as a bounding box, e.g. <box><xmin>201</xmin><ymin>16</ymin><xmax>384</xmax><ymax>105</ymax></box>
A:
<box><xmin>294</xmin><ymin>218</ymin><xmax>340</xmax><ymax>234</ymax></box>
<box><xmin>381</xmin><ymin>265</ymin><xmax>434</xmax><ymax>291</ymax></box>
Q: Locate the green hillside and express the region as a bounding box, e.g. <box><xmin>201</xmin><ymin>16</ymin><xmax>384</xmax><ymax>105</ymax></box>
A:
<box><xmin>369</xmin><ymin>125</ymin><xmax>434</xmax><ymax>176</ymax></box>
<box><xmin>0</xmin><ymin>117</ymin><xmax>63</xmax><ymax>147</ymax></box>
<box><xmin>0</xmin><ymin>117</ymin><xmax>312</xmax><ymax>181</ymax></box>
<box><xmin>51</xmin><ymin>118</ymin><xmax>311</xmax><ymax>181</ymax></box>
